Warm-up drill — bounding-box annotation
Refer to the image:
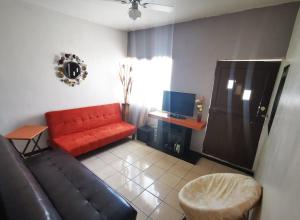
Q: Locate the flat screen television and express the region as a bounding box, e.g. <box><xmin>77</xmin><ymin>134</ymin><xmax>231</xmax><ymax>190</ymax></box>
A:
<box><xmin>162</xmin><ymin>91</ymin><xmax>196</xmax><ymax>117</ymax></box>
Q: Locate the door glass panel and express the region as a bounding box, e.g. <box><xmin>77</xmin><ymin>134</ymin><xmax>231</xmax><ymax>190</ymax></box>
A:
<box><xmin>227</xmin><ymin>80</ymin><xmax>235</xmax><ymax>89</ymax></box>
<box><xmin>242</xmin><ymin>89</ymin><xmax>252</xmax><ymax>101</ymax></box>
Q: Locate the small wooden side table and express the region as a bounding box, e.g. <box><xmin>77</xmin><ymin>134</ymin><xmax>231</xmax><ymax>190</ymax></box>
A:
<box><xmin>5</xmin><ymin>125</ymin><xmax>48</xmax><ymax>158</ymax></box>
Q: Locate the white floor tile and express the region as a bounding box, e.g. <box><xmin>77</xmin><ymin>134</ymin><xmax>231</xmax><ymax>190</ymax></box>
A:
<box><xmin>97</xmin><ymin>152</ymin><xmax>119</xmax><ymax>164</ymax></box>
<box><xmin>168</xmin><ymin>164</ymin><xmax>190</xmax><ymax>178</ymax></box>
<box><xmin>158</xmin><ymin>173</ymin><xmax>181</xmax><ymax>188</ymax></box>
<box><xmin>117</xmin><ymin>181</ymin><xmax>144</xmax><ymax>201</ymax></box>
<box><xmin>120</xmin><ymin>165</ymin><xmax>142</xmax><ymax>179</ymax></box>
<box><xmin>155</xmin><ymin>159</ymin><xmax>175</xmax><ymax>170</ymax></box>
<box><xmin>81</xmin><ymin>140</ymin><xmax>241</xmax><ymax>220</ymax></box>
<box><xmin>183</xmin><ymin>171</ymin><xmax>201</xmax><ymax>182</ymax></box>
<box><xmin>174</xmin><ymin>178</ymin><xmax>190</xmax><ymax>192</ymax></box>
<box><xmin>146</xmin><ymin>180</ymin><xmax>173</xmax><ymax>200</ymax></box>
<box><xmin>133</xmin><ymin>173</ymin><xmax>155</xmax><ymax>189</ymax></box>
<box><xmin>104</xmin><ymin>173</ymin><xmax>129</xmax><ymax>189</ymax></box>
<box><xmin>110</xmin><ymin>159</ymin><xmax>130</xmax><ymax>171</ymax></box>
<box><xmin>93</xmin><ymin>165</ymin><xmax>116</xmax><ymax>180</ymax></box>
<box><xmin>164</xmin><ymin>190</ymin><xmax>184</xmax><ymax>214</ymax></box>
<box><xmin>132</xmin><ymin>191</ymin><xmax>161</xmax><ymax>215</ymax></box>
<box><xmin>143</xmin><ymin>165</ymin><xmax>166</xmax><ymax>180</ymax></box>
<box><xmin>81</xmin><ymin>157</ymin><xmax>106</xmax><ymax>171</ymax></box>
<box><xmin>133</xmin><ymin>159</ymin><xmax>152</xmax><ymax>171</ymax></box>
<box><xmin>150</xmin><ymin>202</ymin><xmax>183</xmax><ymax>220</ymax></box>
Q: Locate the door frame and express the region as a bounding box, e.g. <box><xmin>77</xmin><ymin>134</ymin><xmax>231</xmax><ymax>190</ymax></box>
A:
<box><xmin>252</xmin><ymin>60</ymin><xmax>287</xmax><ymax>171</ymax></box>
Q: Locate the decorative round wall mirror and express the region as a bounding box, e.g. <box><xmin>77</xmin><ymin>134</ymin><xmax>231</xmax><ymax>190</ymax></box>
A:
<box><xmin>56</xmin><ymin>53</ymin><xmax>88</xmax><ymax>87</ymax></box>
<box><xmin>64</xmin><ymin>62</ymin><xmax>81</xmax><ymax>79</ymax></box>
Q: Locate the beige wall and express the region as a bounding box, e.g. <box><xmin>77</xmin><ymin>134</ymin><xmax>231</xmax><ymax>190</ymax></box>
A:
<box><xmin>254</xmin><ymin>8</ymin><xmax>300</xmax><ymax>220</ymax></box>
<box><xmin>171</xmin><ymin>3</ymin><xmax>299</xmax><ymax>153</ymax></box>
<box><xmin>128</xmin><ymin>3</ymin><xmax>299</xmax><ymax>153</ymax></box>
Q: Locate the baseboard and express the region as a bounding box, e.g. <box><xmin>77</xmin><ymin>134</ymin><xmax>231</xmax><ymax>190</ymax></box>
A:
<box><xmin>200</xmin><ymin>153</ymin><xmax>254</xmax><ymax>176</ymax></box>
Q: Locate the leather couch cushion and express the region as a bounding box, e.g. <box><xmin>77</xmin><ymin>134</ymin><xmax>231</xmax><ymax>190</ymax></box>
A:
<box><xmin>25</xmin><ymin>148</ymin><xmax>137</xmax><ymax>220</ymax></box>
<box><xmin>0</xmin><ymin>135</ymin><xmax>61</xmax><ymax>220</ymax></box>
<box><xmin>45</xmin><ymin>103</ymin><xmax>123</xmax><ymax>139</ymax></box>
<box><xmin>53</xmin><ymin>122</ymin><xmax>136</xmax><ymax>156</ymax></box>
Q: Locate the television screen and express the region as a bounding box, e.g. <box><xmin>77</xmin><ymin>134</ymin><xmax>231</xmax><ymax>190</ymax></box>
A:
<box><xmin>162</xmin><ymin>91</ymin><xmax>196</xmax><ymax>117</ymax></box>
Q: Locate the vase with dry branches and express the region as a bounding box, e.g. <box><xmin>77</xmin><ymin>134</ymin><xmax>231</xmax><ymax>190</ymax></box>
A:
<box><xmin>119</xmin><ymin>63</ymin><xmax>133</xmax><ymax>121</ymax></box>
<box><xmin>195</xmin><ymin>96</ymin><xmax>205</xmax><ymax>122</ymax></box>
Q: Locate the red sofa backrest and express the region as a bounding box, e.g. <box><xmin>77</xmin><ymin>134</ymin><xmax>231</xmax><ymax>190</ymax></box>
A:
<box><xmin>45</xmin><ymin>103</ymin><xmax>122</xmax><ymax>139</ymax></box>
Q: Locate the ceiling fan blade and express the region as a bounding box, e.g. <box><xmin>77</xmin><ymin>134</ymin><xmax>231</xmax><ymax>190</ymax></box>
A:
<box><xmin>120</xmin><ymin>0</ymin><xmax>130</xmax><ymax>4</ymax></box>
<box><xmin>142</xmin><ymin>3</ymin><xmax>174</xmax><ymax>13</ymax></box>
<box><xmin>102</xmin><ymin>0</ymin><xmax>130</xmax><ymax>4</ymax></box>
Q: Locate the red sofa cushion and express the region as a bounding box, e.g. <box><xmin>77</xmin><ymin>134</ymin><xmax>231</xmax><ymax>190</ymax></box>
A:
<box><xmin>45</xmin><ymin>103</ymin><xmax>136</xmax><ymax>156</ymax></box>
<box><xmin>46</xmin><ymin>103</ymin><xmax>123</xmax><ymax>139</ymax></box>
<box><xmin>52</xmin><ymin>122</ymin><xmax>136</xmax><ymax>156</ymax></box>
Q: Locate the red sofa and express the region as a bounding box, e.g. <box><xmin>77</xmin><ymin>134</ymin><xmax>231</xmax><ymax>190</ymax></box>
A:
<box><xmin>45</xmin><ymin>103</ymin><xmax>136</xmax><ymax>156</ymax></box>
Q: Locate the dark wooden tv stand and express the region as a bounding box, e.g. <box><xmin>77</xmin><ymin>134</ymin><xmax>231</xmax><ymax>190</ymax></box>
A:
<box><xmin>148</xmin><ymin>111</ymin><xmax>206</xmax><ymax>164</ymax></box>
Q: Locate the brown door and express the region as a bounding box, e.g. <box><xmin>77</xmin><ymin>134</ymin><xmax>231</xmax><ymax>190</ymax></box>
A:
<box><xmin>203</xmin><ymin>61</ymin><xmax>280</xmax><ymax>169</ymax></box>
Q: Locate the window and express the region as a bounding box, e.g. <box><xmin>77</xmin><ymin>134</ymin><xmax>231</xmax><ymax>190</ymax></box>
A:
<box><xmin>130</xmin><ymin>56</ymin><xmax>173</xmax><ymax>110</ymax></box>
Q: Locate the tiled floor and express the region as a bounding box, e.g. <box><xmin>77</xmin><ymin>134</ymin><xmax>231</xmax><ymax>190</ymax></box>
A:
<box><xmin>80</xmin><ymin>140</ymin><xmax>242</xmax><ymax>220</ymax></box>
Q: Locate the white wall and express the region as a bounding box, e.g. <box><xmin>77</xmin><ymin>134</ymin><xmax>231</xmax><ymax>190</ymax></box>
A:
<box><xmin>252</xmin><ymin>59</ymin><xmax>288</xmax><ymax>170</ymax></box>
<box><xmin>253</xmin><ymin>8</ymin><xmax>300</xmax><ymax>220</ymax></box>
<box><xmin>0</xmin><ymin>0</ymin><xmax>127</xmax><ymax>148</ymax></box>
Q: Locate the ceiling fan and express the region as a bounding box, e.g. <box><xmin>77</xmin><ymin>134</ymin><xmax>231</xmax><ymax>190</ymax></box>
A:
<box><xmin>107</xmin><ymin>0</ymin><xmax>174</xmax><ymax>20</ymax></box>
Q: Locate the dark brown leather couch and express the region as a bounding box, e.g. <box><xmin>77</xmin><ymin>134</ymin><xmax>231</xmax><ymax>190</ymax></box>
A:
<box><xmin>0</xmin><ymin>135</ymin><xmax>137</xmax><ymax>220</ymax></box>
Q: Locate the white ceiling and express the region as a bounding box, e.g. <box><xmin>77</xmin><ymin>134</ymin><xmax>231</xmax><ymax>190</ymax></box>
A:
<box><xmin>21</xmin><ymin>0</ymin><xmax>298</xmax><ymax>31</ymax></box>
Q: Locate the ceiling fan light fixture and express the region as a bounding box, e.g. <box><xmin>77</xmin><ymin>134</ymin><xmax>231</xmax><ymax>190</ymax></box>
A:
<box><xmin>108</xmin><ymin>0</ymin><xmax>174</xmax><ymax>21</ymax></box>
<box><xmin>128</xmin><ymin>8</ymin><xmax>141</xmax><ymax>20</ymax></box>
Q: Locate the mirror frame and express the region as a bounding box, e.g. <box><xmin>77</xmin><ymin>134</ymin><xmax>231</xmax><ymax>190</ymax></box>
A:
<box><xmin>56</xmin><ymin>53</ymin><xmax>88</xmax><ymax>87</ymax></box>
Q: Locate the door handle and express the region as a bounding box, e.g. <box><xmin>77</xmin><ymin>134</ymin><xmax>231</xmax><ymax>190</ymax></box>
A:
<box><xmin>260</xmin><ymin>106</ymin><xmax>266</xmax><ymax>112</ymax></box>
<box><xmin>257</xmin><ymin>106</ymin><xmax>267</xmax><ymax>118</ymax></box>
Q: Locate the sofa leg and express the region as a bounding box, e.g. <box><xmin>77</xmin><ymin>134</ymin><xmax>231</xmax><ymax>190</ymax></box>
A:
<box><xmin>132</xmin><ymin>134</ymin><xmax>136</xmax><ymax>140</ymax></box>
